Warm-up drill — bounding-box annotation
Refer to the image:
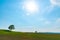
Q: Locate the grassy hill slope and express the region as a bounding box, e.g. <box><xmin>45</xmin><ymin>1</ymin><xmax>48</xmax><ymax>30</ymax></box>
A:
<box><xmin>0</xmin><ymin>29</ymin><xmax>60</xmax><ymax>40</ymax></box>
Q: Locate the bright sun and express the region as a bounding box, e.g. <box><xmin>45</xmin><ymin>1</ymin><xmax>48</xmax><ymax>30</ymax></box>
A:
<box><xmin>25</xmin><ymin>2</ymin><xmax>37</xmax><ymax>12</ymax></box>
<box><xmin>23</xmin><ymin>1</ymin><xmax>38</xmax><ymax>13</ymax></box>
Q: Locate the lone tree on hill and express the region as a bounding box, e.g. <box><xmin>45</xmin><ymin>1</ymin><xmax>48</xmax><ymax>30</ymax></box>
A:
<box><xmin>8</xmin><ymin>25</ymin><xmax>15</xmax><ymax>31</ymax></box>
<box><xmin>35</xmin><ymin>31</ymin><xmax>37</xmax><ymax>33</ymax></box>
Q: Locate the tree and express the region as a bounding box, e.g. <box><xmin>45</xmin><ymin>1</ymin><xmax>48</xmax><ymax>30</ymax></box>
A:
<box><xmin>35</xmin><ymin>31</ymin><xmax>37</xmax><ymax>33</ymax></box>
<box><xmin>8</xmin><ymin>25</ymin><xmax>15</xmax><ymax>31</ymax></box>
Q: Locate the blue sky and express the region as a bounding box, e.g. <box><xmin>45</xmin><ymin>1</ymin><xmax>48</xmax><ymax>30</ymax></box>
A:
<box><xmin>0</xmin><ymin>0</ymin><xmax>60</xmax><ymax>32</ymax></box>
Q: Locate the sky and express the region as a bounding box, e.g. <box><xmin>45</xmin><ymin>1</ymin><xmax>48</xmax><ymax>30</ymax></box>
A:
<box><xmin>0</xmin><ymin>0</ymin><xmax>60</xmax><ymax>32</ymax></box>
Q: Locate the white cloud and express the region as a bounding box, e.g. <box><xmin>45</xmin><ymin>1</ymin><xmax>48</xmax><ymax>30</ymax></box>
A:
<box><xmin>42</xmin><ymin>5</ymin><xmax>54</xmax><ymax>14</ymax></box>
<box><xmin>37</xmin><ymin>17</ymin><xmax>51</xmax><ymax>25</ymax></box>
<box><xmin>26</xmin><ymin>13</ymin><xmax>31</xmax><ymax>16</ymax></box>
<box><xmin>50</xmin><ymin>0</ymin><xmax>60</xmax><ymax>6</ymax></box>
<box><xmin>44</xmin><ymin>21</ymin><xmax>51</xmax><ymax>24</ymax></box>
<box><xmin>52</xmin><ymin>18</ymin><xmax>60</xmax><ymax>30</ymax></box>
<box><xmin>56</xmin><ymin>18</ymin><xmax>60</xmax><ymax>25</ymax></box>
<box><xmin>25</xmin><ymin>13</ymin><xmax>36</xmax><ymax>16</ymax></box>
<box><xmin>42</xmin><ymin>0</ymin><xmax>60</xmax><ymax>14</ymax></box>
<box><xmin>37</xmin><ymin>18</ymin><xmax>45</xmax><ymax>21</ymax></box>
<box><xmin>56</xmin><ymin>18</ymin><xmax>60</xmax><ymax>22</ymax></box>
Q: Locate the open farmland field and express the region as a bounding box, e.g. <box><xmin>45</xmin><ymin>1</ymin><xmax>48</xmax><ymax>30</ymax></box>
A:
<box><xmin>0</xmin><ymin>30</ymin><xmax>60</xmax><ymax>40</ymax></box>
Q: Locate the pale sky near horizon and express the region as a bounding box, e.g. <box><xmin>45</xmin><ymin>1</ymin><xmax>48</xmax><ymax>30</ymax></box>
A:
<box><xmin>0</xmin><ymin>0</ymin><xmax>60</xmax><ymax>32</ymax></box>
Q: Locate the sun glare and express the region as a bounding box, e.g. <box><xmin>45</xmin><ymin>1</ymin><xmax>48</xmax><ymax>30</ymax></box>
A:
<box><xmin>25</xmin><ymin>2</ymin><xmax>37</xmax><ymax>12</ymax></box>
<box><xmin>23</xmin><ymin>1</ymin><xmax>38</xmax><ymax>13</ymax></box>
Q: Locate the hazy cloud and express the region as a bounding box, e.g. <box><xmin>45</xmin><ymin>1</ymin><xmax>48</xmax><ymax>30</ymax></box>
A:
<box><xmin>50</xmin><ymin>0</ymin><xmax>60</xmax><ymax>6</ymax></box>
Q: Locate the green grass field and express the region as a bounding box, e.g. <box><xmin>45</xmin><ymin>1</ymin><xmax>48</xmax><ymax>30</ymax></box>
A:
<box><xmin>0</xmin><ymin>29</ymin><xmax>60</xmax><ymax>40</ymax></box>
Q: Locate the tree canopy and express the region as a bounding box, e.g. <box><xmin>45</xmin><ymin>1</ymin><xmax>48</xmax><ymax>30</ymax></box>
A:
<box><xmin>8</xmin><ymin>25</ymin><xmax>15</xmax><ymax>31</ymax></box>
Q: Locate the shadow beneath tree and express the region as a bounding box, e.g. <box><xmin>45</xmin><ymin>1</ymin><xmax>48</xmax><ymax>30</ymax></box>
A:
<box><xmin>2</xmin><ymin>30</ymin><xmax>11</xmax><ymax>32</ymax></box>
